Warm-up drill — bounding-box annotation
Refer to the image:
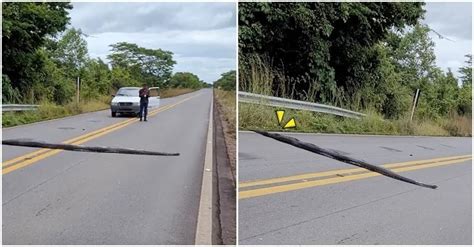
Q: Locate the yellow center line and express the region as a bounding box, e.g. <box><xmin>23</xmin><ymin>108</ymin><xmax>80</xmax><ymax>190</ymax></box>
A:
<box><xmin>239</xmin><ymin>154</ymin><xmax>472</xmax><ymax>188</ymax></box>
<box><xmin>239</xmin><ymin>155</ymin><xmax>472</xmax><ymax>200</ymax></box>
<box><xmin>2</xmin><ymin>118</ymin><xmax>137</xmax><ymax>167</ymax></box>
<box><xmin>2</xmin><ymin>94</ymin><xmax>200</xmax><ymax>175</ymax></box>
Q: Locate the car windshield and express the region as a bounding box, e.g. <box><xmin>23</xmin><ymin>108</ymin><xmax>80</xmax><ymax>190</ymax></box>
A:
<box><xmin>116</xmin><ymin>88</ymin><xmax>139</xmax><ymax>96</ymax></box>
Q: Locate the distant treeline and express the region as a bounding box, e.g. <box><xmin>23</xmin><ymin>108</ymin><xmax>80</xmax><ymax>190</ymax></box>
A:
<box><xmin>239</xmin><ymin>2</ymin><xmax>472</xmax><ymax>120</ymax></box>
<box><xmin>2</xmin><ymin>2</ymin><xmax>216</xmax><ymax>105</ymax></box>
<box><xmin>214</xmin><ymin>70</ymin><xmax>236</xmax><ymax>91</ymax></box>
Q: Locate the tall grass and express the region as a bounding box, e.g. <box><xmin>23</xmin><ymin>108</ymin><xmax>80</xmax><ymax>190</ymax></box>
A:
<box><xmin>439</xmin><ymin>113</ymin><xmax>472</xmax><ymax>137</ymax></box>
<box><xmin>239</xmin><ymin>54</ymin><xmax>347</xmax><ymax>107</ymax></box>
<box><xmin>239</xmin><ymin>55</ymin><xmax>275</xmax><ymax>96</ymax></box>
<box><xmin>2</xmin><ymin>97</ymin><xmax>110</xmax><ymax>128</ymax></box>
<box><xmin>239</xmin><ymin>55</ymin><xmax>472</xmax><ymax>137</ymax></box>
<box><xmin>2</xmin><ymin>88</ymin><xmax>203</xmax><ymax>128</ymax></box>
<box><xmin>215</xmin><ymin>89</ymin><xmax>236</xmax><ymax>134</ymax></box>
<box><xmin>240</xmin><ymin>102</ymin><xmax>471</xmax><ymax>136</ymax></box>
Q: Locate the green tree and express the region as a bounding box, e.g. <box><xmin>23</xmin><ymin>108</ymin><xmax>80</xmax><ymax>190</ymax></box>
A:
<box><xmin>37</xmin><ymin>47</ymin><xmax>74</xmax><ymax>104</ymax></box>
<box><xmin>457</xmin><ymin>55</ymin><xmax>472</xmax><ymax>115</ymax></box>
<box><xmin>422</xmin><ymin>69</ymin><xmax>459</xmax><ymax>117</ymax></box>
<box><xmin>81</xmin><ymin>58</ymin><xmax>112</xmax><ymax>99</ymax></box>
<box><xmin>378</xmin><ymin>23</ymin><xmax>439</xmax><ymax>119</ymax></box>
<box><xmin>371</xmin><ymin>43</ymin><xmax>411</xmax><ymax>119</ymax></box>
<box><xmin>2</xmin><ymin>75</ymin><xmax>20</xmax><ymax>103</ymax></box>
<box><xmin>2</xmin><ymin>2</ymin><xmax>72</xmax><ymax>102</ymax></box>
<box><xmin>52</xmin><ymin>28</ymin><xmax>89</xmax><ymax>79</ymax></box>
<box><xmin>387</xmin><ymin>24</ymin><xmax>437</xmax><ymax>91</ymax></box>
<box><xmin>328</xmin><ymin>3</ymin><xmax>424</xmax><ymax>105</ymax></box>
<box><xmin>239</xmin><ymin>2</ymin><xmax>469</xmax><ymax>123</ymax></box>
<box><xmin>214</xmin><ymin>70</ymin><xmax>236</xmax><ymax>91</ymax></box>
<box><xmin>239</xmin><ymin>2</ymin><xmax>338</xmax><ymax>100</ymax></box>
<box><xmin>239</xmin><ymin>2</ymin><xmax>425</xmax><ymax>106</ymax></box>
<box><xmin>459</xmin><ymin>54</ymin><xmax>472</xmax><ymax>86</ymax></box>
<box><xmin>107</xmin><ymin>42</ymin><xmax>176</xmax><ymax>87</ymax></box>
<box><xmin>169</xmin><ymin>72</ymin><xmax>203</xmax><ymax>89</ymax></box>
<box><xmin>109</xmin><ymin>67</ymin><xmax>141</xmax><ymax>90</ymax></box>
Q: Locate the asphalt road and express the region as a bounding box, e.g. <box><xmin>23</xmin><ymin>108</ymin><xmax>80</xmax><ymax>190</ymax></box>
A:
<box><xmin>3</xmin><ymin>89</ymin><xmax>212</xmax><ymax>244</ymax></box>
<box><xmin>239</xmin><ymin>131</ymin><xmax>472</xmax><ymax>245</ymax></box>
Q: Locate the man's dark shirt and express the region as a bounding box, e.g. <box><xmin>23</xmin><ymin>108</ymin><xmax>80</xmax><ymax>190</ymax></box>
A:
<box><xmin>139</xmin><ymin>88</ymin><xmax>149</xmax><ymax>104</ymax></box>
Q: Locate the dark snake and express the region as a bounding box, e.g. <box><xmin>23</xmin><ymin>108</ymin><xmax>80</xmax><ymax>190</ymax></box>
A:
<box><xmin>253</xmin><ymin>130</ymin><xmax>437</xmax><ymax>189</ymax></box>
<box><xmin>2</xmin><ymin>139</ymin><xmax>179</xmax><ymax>156</ymax></box>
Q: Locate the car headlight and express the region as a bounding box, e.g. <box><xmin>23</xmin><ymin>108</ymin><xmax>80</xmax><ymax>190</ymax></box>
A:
<box><xmin>111</xmin><ymin>102</ymin><xmax>118</xmax><ymax>106</ymax></box>
<box><xmin>133</xmin><ymin>102</ymin><xmax>139</xmax><ymax>106</ymax></box>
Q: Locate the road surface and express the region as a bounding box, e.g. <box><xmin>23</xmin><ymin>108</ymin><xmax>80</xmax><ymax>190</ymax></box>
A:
<box><xmin>3</xmin><ymin>89</ymin><xmax>212</xmax><ymax>244</ymax></box>
<box><xmin>239</xmin><ymin>131</ymin><xmax>472</xmax><ymax>245</ymax></box>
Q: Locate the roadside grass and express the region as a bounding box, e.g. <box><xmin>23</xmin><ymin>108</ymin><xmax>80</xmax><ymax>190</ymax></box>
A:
<box><xmin>439</xmin><ymin>114</ymin><xmax>472</xmax><ymax>137</ymax></box>
<box><xmin>2</xmin><ymin>96</ymin><xmax>110</xmax><ymax>128</ymax></box>
<box><xmin>214</xmin><ymin>89</ymin><xmax>236</xmax><ymax>133</ymax></box>
<box><xmin>239</xmin><ymin>56</ymin><xmax>471</xmax><ymax>137</ymax></box>
<box><xmin>160</xmin><ymin>88</ymin><xmax>197</xmax><ymax>98</ymax></box>
<box><xmin>214</xmin><ymin>89</ymin><xmax>236</xmax><ymax>177</ymax></box>
<box><xmin>2</xmin><ymin>88</ymin><xmax>202</xmax><ymax>128</ymax></box>
<box><xmin>239</xmin><ymin>103</ymin><xmax>472</xmax><ymax>137</ymax></box>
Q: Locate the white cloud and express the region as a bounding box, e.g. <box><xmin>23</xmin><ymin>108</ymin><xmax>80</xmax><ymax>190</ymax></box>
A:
<box><xmin>69</xmin><ymin>2</ymin><xmax>236</xmax><ymax>83</ymax></box>
<box><xmin>423</xmin><ymin>2</ymin><xmax>472</xmax><ymax>78</ymax></box>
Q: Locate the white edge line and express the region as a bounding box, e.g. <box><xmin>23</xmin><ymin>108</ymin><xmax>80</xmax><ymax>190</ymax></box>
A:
<box><xmin>234</xmin><ymin>0</ymin><xmax>240</xmax><ymax>244</ymax></box>
<box><xmin>195</xmin><ymin>92</ymin><xmax>214</xmax><ymax>244</ymax></box>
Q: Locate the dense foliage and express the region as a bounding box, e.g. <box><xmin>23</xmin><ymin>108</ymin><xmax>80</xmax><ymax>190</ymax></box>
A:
<box><xmin>214</xmin><ymin>70</ymin><xmax>236</xmax><ymax>91</ymax></box>
<box><xmin>2</xmin><ymin>2</ymin><xmax>207</xmax><ymax>105</ymax></box>
<box><xmin>2</xmin><ymin>2</ymin><xmax>72</xmax><ymax>103</ymax></box>
<box><xmin>169</xmin><ymin>72</ymin><xmax>208</xmax><ymax>89</ymax></box>
<box><xmin>239</xmin><ymin>2</ymin><xmax>471</xmax><ymax>120</ymax></box>
<box><xmin>107</xmin><ymin>42</ymin><xmax>176</xmax><ymax>87</ymax></box>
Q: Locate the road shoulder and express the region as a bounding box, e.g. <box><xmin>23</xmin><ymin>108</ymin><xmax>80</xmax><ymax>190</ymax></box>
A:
<box><xmin>194</xmin><ymin>94</ymin><xmax>214</xmax><ymax>244</ymax></box>
<box><xmin>213</xmin><ymin>94</ymin><xmax>237</xmax><ymax>244</ymax></box>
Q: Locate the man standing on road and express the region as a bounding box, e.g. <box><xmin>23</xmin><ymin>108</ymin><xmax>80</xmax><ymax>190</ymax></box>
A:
<box><xmin>139</xmin><ymin>84</ymin><xmax>149</xmax><ymax>122</ymax></box>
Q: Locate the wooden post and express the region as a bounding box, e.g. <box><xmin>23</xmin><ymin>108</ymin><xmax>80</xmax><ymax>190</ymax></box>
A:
<box><xmin>410</xmin><ymin>89</ymin><xmax>420</xmax><ymax>122</ymax></box>
<box><xmin>76</xmin><ymin>77</ymin><xmax>80</xmax><ymax>104</ymax></box>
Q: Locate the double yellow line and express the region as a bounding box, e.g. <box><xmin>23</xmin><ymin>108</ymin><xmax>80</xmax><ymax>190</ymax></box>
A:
<box><xmin>2</xmin><ymin>94</ymin><xmax>199</xmax><ymax>175</ymax></box>
<box><xmin>239</xmin><ymin>154</ymin><xmax>472</xmax><ymax>199</ymax></box>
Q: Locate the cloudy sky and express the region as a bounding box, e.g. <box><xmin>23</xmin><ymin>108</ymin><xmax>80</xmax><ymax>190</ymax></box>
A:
<box><xmin>423</xmin><ymin>2</ymin><xmax>472</xmax><ymax>79</ymax></box>
<box><xmin>68</xmin><ymin>2</ymin><xmax>236</xmax><ymax>84</ymax></box>
<box><xmin>68</xmin><ymin>2</ymin><xmax>471</xmax><ymax>83</ymax></box>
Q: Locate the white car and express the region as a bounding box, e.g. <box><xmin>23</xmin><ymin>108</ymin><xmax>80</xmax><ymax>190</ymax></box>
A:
<box><xmin>110</xmin><ymin>87</ymin><xmax>160</xmax><ymax>117</ymax></box>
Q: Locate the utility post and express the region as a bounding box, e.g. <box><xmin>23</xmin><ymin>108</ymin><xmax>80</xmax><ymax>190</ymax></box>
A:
<box><xmin>410</xmin><ymin>88</ymin><xmax>420</xmax><ymax>122</ymax></box>
<box><xmin>76</xmin><ymin>77</ymin><xmax>80</xmax><ymax>104</ymax></box>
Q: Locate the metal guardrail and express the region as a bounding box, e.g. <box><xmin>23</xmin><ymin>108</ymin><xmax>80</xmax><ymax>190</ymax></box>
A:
<box><xmin>239</xmin><ymin>92</ymin><xmax>366</xmax><ymax>119</ymax></box>
<box><xmin>2</xmin><ymin>104</ymin><xmax>39</xmax><ymax>112</ymax></box>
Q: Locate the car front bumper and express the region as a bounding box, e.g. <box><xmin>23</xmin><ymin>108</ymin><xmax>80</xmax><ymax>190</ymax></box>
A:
<box><xmin>111</xmin><ymin>104</ymin><xmax>140</xmax><ymax>113</ymax></box>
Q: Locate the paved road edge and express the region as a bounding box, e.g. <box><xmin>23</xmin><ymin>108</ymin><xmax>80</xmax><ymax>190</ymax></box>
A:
<box><xmin>194</xmin><ymin>93</ymin><xmax>214</xmax><ymax>244</ymax></box>
<box><xmin>238</xmin><ymin>130</ymin><xmax>472</xmax><ymax>138</ymax></box>
<box><xmin>213</xmin><ymin>93</ymin><xmax>237</xmax><ymax>244</ymax></box>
